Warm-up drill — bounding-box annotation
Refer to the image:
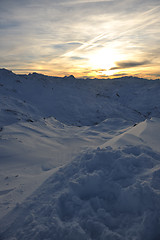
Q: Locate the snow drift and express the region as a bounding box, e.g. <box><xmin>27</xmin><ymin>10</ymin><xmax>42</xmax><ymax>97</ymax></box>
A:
<box><xmin>1</xmin><ymin>118</ymin><xmax>160</xmax><ymax>240</ymax></box>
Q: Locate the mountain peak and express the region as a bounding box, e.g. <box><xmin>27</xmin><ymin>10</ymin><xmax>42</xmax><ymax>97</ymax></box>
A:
<box><xmin>63</xmin><ymin>75</ymin><xmax>76</xmax><ymax>80</ymax></box>
<box><xmin>0</xmin><ymin>68</ymin><xmax>15</xmax><ymax>76</ymax></box>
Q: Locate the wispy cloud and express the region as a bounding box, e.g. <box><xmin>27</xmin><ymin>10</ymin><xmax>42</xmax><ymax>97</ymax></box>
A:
<box><xmin>62</xmin><ymin>0</ymin><xmax>114</xmax><ymax>5</ymax></box>
<box><xmin>0</xmin><ymin>0</ymin><xmax>160</xmax><ymax>78</ymax></box>
<box><xmin>110</xmin><ymin>60</ymin><xmax>151</xmax><ymax>70</ymax></box>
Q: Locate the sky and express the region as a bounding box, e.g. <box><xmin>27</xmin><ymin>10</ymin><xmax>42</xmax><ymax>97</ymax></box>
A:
<box><xmin>0</xmin><ymin>0</ymin><xmax>160</xmax><ymax>79</ymax></box>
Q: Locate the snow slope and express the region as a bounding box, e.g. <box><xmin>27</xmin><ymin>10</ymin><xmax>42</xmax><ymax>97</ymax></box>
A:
<box><xmin>0</xmin><ymin>69</ymin><xmax>160</xmax><ymax>239</ymax></box>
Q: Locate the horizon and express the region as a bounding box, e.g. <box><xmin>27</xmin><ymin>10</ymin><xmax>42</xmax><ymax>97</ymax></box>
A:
<box><xmin>0</xmin><ymin>0</ymin><xmax>160</xmax><ymax>79</ymax></box>
<box><xmin>1</xmin><ymin>67</ymin><xmax>160</xmax><ymax>81</ymax></box>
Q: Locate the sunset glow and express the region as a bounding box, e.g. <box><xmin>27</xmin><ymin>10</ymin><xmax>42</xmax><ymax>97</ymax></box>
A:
<box><xmin>88</xmin><ymin>48</ymin><xmax>124</xmax><ymax>76</ymax></box>
<box><xmin>0</xmin><ymin>0</ymin><xmax>160</xmax><ymax>79</ymax></box>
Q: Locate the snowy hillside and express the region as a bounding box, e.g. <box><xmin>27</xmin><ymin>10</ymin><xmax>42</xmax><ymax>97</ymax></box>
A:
<box><xmin>0</xmin><ymin>69</ymin><xmax>160</xmax><ymax>239</ymax></box>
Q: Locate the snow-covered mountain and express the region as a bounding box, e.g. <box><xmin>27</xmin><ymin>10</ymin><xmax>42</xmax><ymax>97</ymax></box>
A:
<box><xmin>0</xmin><ymin>68</ymin><xmax>160</xmax><ymax>239</ymax></box>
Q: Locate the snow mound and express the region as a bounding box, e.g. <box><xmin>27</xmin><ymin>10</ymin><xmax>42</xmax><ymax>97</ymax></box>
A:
<box><xmin>1</xmin><ymin>145</ymin><xmax>160</xmax><ymax>240</ymax></box>
<box><xmin>102</xmin><ymin>117</ymin><xmax>160</xmax><ymax>153</ymax></box>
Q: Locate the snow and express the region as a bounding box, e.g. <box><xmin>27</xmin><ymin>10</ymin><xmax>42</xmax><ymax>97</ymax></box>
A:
<box><xmin>0</xmin><ymin>69</ymin><xmax>160</xmax><ymax>239</ymax></box>
<box><xmin>102</xmin><ymin>117</ymin><xmax>160</xmax><ymax>153</ymax></box>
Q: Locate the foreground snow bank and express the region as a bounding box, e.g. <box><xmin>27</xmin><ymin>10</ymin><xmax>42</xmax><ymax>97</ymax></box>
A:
<box><xmin>1</xmin><ymin>144</ymin><xmax>160</xmax><ymax>240</ymax></box>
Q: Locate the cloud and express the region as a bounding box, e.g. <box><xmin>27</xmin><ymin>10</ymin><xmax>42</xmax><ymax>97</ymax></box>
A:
<box><xmin>0</xmin><ymin>0</ymin><xmax>160</xmax><ymax>78</ymax></box>
<box><xmin>66</xmin><ymin>0</ymin><xmax>113</xmax><ymax>3</ymax></box>
<box><xmin>93</xmin><ymin>69</ymin><xmax>107</xmax><ymax>72</ymax></box>
<box><xmin>0</xmin><ymin>20</ymin><xmax>20</xmax><ymax>29</ymax></box>
<box><xmin>110</xmin><ymin>60</ymin><xmax>151</xmax><ymax>70</ymax></box>
<box><xmin>70</xmin><ymin>56</ymin><xmax>88</xmax><ymax>61</ymax></box>
<box><xmin>111</xmin><ymin>73</ymin><xmax>128</xmax><ymax>77</ymax></box>
<box><xmin>51</xmin><ymin>42</ymin><xmax>82</xmax><ymax>52</ymax></box>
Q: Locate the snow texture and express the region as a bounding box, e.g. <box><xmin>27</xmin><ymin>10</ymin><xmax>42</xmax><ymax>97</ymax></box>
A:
<box><xmin>1</xmin><ymin>142</ymin><xmax>160</xmax><ymax>240</ymax></box>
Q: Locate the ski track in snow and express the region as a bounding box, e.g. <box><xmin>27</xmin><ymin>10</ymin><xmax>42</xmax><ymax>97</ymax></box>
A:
<box><xmin>0</xmin><ymin>69</ymin><xmax>160</xmax><ymax>239</ymax></box>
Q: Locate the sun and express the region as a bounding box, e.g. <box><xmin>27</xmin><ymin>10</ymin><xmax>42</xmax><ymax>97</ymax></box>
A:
<box><xmin>89</xmin><ymin>48</ymin><xmax>122</xmax><ymax>72</ymax></box>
